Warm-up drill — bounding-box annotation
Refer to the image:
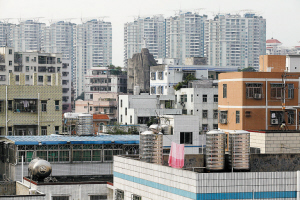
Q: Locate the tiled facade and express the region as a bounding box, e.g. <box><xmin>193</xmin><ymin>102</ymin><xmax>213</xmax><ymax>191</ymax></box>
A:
<box><xmin>0</xmin><ymin>73</ymin><xmax>62</xmax><ymax>135</ymax></box>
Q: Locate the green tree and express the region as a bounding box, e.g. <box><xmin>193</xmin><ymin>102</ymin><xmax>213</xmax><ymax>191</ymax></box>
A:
<box><xmin>173</xmin><ymin>74</ymin><xmax>196</xmax><ymax>91</ymax></box>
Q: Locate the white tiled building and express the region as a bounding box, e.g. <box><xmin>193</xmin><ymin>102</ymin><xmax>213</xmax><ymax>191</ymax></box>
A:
<box><xmin>118</xmin><ymin>94</ymin><xmax>182</xmax><ymax>125</ymax></box>
<box><xmin>204</xmin><ymin>13</ymin><xmax>266</xmax><ymax>70</ymax></box>
<box><xmin>124</xmin><ymin>16</ymin><xmax>165</xmax><ymax>68</ymax></box>
<box><xmin>174</xmin><ymin>81</ymin><xmax>219</xmax><ymax>131</ymax></box>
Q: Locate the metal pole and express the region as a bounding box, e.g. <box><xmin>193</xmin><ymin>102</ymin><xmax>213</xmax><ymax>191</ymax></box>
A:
<box><xmin>5</xmin><ymin>86</ymin><xmax>7</xmax><ymax>136</ymax></box>
<box><xmin>22</xmin><ymin>155</ymin><xmax>23</xmax><ymax>183</ymax></box>
<box><xmin>38</xmin><ymin>93</ymin><xmax>40</xmax><ymax>135</ymax></box>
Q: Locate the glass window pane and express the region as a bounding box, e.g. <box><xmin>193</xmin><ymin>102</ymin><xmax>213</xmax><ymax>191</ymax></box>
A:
<box><xmin>92</xmin><ymin>150</ymin><xmax>102</xmax><ymax>161</ymax></box>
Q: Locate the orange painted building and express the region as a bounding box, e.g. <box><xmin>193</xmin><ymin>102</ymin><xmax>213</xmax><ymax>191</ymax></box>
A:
<box><xmin>259</xmin><ymin>55</ymin><xmax>286</xmax><ymax>72</ymax></box>
<box><xmin>218</xmin><ymin>72</ymin><xmax>300</xmax><ymax>131</ymax></box>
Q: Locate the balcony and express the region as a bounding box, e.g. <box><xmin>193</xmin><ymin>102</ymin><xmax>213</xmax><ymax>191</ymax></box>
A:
<box><xmin>14</xmin><ymin>99</ymin><xmax>38</xmax><ymax>113</ymax></box>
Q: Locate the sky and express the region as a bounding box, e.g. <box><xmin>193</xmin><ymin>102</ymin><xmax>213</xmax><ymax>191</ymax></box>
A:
<box><xmin>0</xmin><ymin>0</ymin><xmax>299</xmax><ymax>67</ymax></box>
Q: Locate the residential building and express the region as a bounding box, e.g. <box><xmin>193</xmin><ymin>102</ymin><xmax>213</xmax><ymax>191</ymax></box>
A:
<box><xmin>259</xmin><ymin>55</ymin><xmax>286</xmax><ymax>72</ymax></box>
<box><xmin>0</xmin><ymin>135</ymin><xmax>139</xmax><ymax>181</ymax></box>
<box><xmin>0</xmin><ymin>73</ymin><xmax>62</xmax><ymax>136</ymax></box>
<box><xmin>0</xmin><ymin>21</ymin><xmax>11</xmax><ymax>47</ymax></box>
<box><xmin>0</xmin><ymin>46</ymin><xmax>72</xmax><ymax>113</ymax></box>
<box><xmin>119</xmin><ymin>94</ymin><xmax>182</xmax><ymax>125</ymax></box>
<box><xmin>61</xmin><ymin>59</ymin><xmax>72</xmax><ymax>112</ymax></box>
<box><xmin>127</xmin><ymin>48</ymin><xmax>156</xmax><ymax>94</ymax></box>
<box><xmin>42</xmin><ymin>21</ymin><xmax>75</xmax><ymax>81</ymax></box>
<box><xmin>286</xmin><ymin>55</ymin><xmax>300</xmax><ymax>72</ymax></box>
<box><xmin>10</xmin><ymin>20</ymin><xmax>45</xmax><ymax>52</ymax></box>
<box><xmin>74</xmin><ymin>19</ymin><xmax>112</xmax><ymax>98</ymax></box>
<box><xmin>150</xmin><ymin>63</ymin><xmax>237</xmax><ymax>95</ymax></box>
<box><xmin>160</xmin><ymin>115</ymin><xmax>204</xmax><ymax>154</ymax></box>
<box><xmin>166</xmin><ymin>12</ymin><xmax>207</xmax><ymax>64</ymax></box>
<box><xmin>266</xmin><ymin>38</ymin><xmax>283</xmax><ymax>55</ymax></box>
<box><xmin>84</xmin><ymin>66</ymin><xmax>127</xmax><ymax>100</ymax></box>
<box><xmin>75</xmin><ymin>93</ymin><xmax>119</xmax><ymax>124</ymax></box>
<box><xmin>174</xmin><ymin>80</ymin><xmax>219</xmax><ymax>131</ymax></box>
<box><xmin>218</xmin><ymin>72</ymin><xmax>300</xmax><ymax>131</ymax></box>
<box><xmin>204</xmin><ymin>13</ymin><xmax>266</xmax><ymax>70</ymax></box>
<box><xmin>124</xmin><ymin>15</ymin><xmax>165</xmax><ymax>67</ymax></box>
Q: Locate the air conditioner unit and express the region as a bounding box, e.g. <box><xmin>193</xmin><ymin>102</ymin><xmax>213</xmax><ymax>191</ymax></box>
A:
<box><xmin>220</xmin><ymin>119</ymin><xmax>227</xmax><ymax>124</ymax></box>
<box><xmin>254</xmin><ymin>93</ymin><xmax>262</xmax><ymax>99</ymax></box>
<box><xmin>271</xmin><ymin>119</ymin><xmax>279</xmax><ymax>125</ymax></box>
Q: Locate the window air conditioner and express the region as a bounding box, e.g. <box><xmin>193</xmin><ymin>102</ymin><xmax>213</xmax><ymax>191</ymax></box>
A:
<box><xmin>271</xmin><ymin>119</ymin><xmax>279</xmax><ymax>125</ymax></box>
<box><xmin>254</xmin><ymin>93</ymin><xmax>262</xmax><ymax>99</ymax></box>
<box><xmin>220</xmin><ymin>119</ymin><xmax>227</xmax><ymax>124</ymax></box>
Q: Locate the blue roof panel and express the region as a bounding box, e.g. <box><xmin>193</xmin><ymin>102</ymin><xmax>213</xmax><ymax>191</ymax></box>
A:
<box><xmin>2</xmin><ymin>135</ymin><xmax>140</xmax><ymax>145</ymax></box>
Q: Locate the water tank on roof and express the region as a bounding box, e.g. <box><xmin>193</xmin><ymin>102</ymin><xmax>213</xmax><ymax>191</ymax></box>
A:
<box><xmin>28</xmin><ymin>158</ymin><xmax>52</xmax><ymax>181</ymax></box>
<box><xmin>229</xmin><ymin>130</ymin><xmax>250</xmax><ymax>170</ymax></box>
<box><xmin>77</xmin><ymin>113</ymin><xmax>93</xmax><ymax>135</ymax></box>
<box><xmin>139</xmin><ymin>131</ymin><xmax>163</xmax><ymax>164</ymax></box>
<box><xmin>206</xmin><ymin>130</ymin><xmax>226</xmax><ymax>171</ymax></box>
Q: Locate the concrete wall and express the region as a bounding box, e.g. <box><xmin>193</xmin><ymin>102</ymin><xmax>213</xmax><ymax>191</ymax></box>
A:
<box><xmin>0</xmin><ymin>181</ymin><xmax>15</xmax><ymax>195</ymax></box>
<box><xmin>250</xmin><ymin>132</ymin><xmax>300</xmax><ymax>154</ymax></box>
<box><xmin>163</xmin><ymin>154</ymin><xmax>205</xmax><ymax>172</ymax></box>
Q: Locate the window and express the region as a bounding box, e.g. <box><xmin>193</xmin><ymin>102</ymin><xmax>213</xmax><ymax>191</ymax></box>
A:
<box><xmin>125</xmin><ymin>108</ymin><xmax>127</xmax><ymax>115</ymax></box>
<box><xmin>223</xmin><ymin>84</ymin><xmax>227</xmax><ymax>98</ymax></box>
<box><xmin>26</xmin><ymin>75</ymin><xmax>29</xmax><ymax>81</ymax></box>
<box><xmin>219</xmin><ymin>111</ymin><xmax>228</xmax><ymax>124</ymax></box>
<box><xmin>202</xmin><ymin>124</ymin><xmax>208</xmax><ymax>132</ymax></box>
<box><xmin>150</xmin><ymin>72</ymin><xmax>156</xmax><ymax>80</ymax></box>
<box><xmin>191</xmin><ymin>110</ymin><xmax>193</xmax><ymax>115</ymax></box>
<box><xmin>213</xmin><ymin>124</ymin><xmax>218</xmax><ymax>129</ymax></box>
<box><xmin>41</xmin><ymin>100</ymin><xmax>47</xmax><ymax>112</ymax></box>
<box><xmin>203</xmin><ymin>95</ymin><xmax>207</xmax><ymax>102</ymax></box>
<box><xmin>92</xmin><ymin>150</ymin><xmax>102</xmax><ymax>161</ymax></box>
<box><xmin>270</xmin><ymin>111</ymin><xmax>284</xmax><ymax>125</ymax></box>
<box><xmin>47</xmin><ymin>76</ymin><xmax>51</xmax><ymax>82</ymax></box>
<box><xmin>26</xmin><ymin>66</ymin><xmax>29</xmax><ymax>72</ymax></box>
<box><xmin>9</xmin><ymin>49</ymin><xmax>12</xmax><ymax>54</ymax></box>
<box><xmin>90</xmin><ymin>195</ymin><xmax>107</xmax><ymax>200</ymax></box>
<box><xmin>57</xmin><ymin>67</ymin><xmax>60</xmax><ymax>72</ymax></box>
<box><xmin>180</xmin><ymin>132</ymin><xmax>193</xmax><ymax>144</ymax></box>
<box><xmin>9</xmin><ymin>61</ymin><xmax>12</xmax><ymax>66</ymax></box>
<box><xmin>115</xmin><ymin>190</ymin><xmax>124</xmax><ymax>200</ymax></box>
<box><xmin>55</xmin><ymin>100</ymin><xmax>59</xmax><ymax>110</ymax></box>
<box><xmin>246</xmin><ymin>83</ymin><xmax>263</xmax><ymax>98</ymax></box>
<box><xmin>59</xmin><ymin>151</ymin><xmax>69</xmax><ymax>162</ymax></box>
<box><xmin>150</xmin><ymin>86</ymin><xmax>156</xmax><ymax>94</ymax></box>
<box><xmin>41</xmin><ymin>126</ymin><xmax>47</xmax><ymax>135</ymax></box>
<box><xmin>191</xmin><ymin>94</ymin><xmax>193</xmax><ymax>102</ymax></box>
<box><xmin>213</xmin><ymin>110</ymin><xmax>218</xmax><ymax>119</ymax></box>
<box><xmin>214</xmin><ymin>95</ymin><xmax>218</xmax><ymax>102</ymax></box>
<box><xmin>52</xmin><ymin>196</ymin><xmax>69</xmax><ymax>200</ymax></box>
<box><xmin>38</xmin><ymin>76</ymin><xmax>43</xmax><ymax>82</ymax></box>
<box><xmin>120</xmin><ymin>115</ymin><xmax>122</xmax><ymax>123</ymax></box>
<box><xmin>15</xmin><ymin>75</ymin><xmax>19</xmax><ymax>81</ymax></box>
<box><xmin>8</xmin><ymin>100</ymin><xmax>12</xmax><ymax>110</ymax></box>
<box><xmin>130</xmin><ymin>115</ymin><xmax>132</xmax><ymax>124</ymax></box>
<box><xmin>57</xmin><ymin>58</ymin><xmax>61</xmax><ymax>63</ymax></box>
<box><xmin>158</xmin><ymin>72</ymin><xmax>163</xmax><ymax>80</ymax></box>
<box><xmin>202</xmin><ymin>110</ymin><xmax>208</xmax><ymax>118</ymax></box>
<box><xmin>270</xmin><ymin>83</ymin><xmax>283</xmax><ymax>99</ymax></box>
<box><xmin>132</xmin><ymin>194</ymin><xmax>142</xmax><ymax>200</ymax></box>
<box><xmin>288</xmin><ymin>110</ymin><xmax>295</xmax><ymax>124</ymax></box>
<box><xmin>120</xmin><ymin>100</ymin><xmax>122</xmax><ymax>107</ymax></box>
<box><xmin>236</xmin><ymin>111</ymin><xmax>240</xmax><ymax>123</ymax></box>
<box><xmin>288</xmin><ymin>84</ymin><xmax>294</xmax><ymax>99</ymax></box>
<box><xmin>182</xmin><ymin>109</ymin><xmax>187</xmax><ymax>114</ymax></box>
<box><xmin>55</xmin><ymin>126</ymin><xmax>59</xmax><ymax>134</ymax></box>
<box><xmin>26</xmin><ymin>57</ymin><xmax>29</xmax><ymax>62</ymax></box>
<box><xmin>180</xmin><ymin>95</ymin><xmax>187</xmax><ymax>102</ymax></box>
<box><xmin>90</xmin><ymin>106</ymin><xmax>93</xmax><ymax>111</ymax></box>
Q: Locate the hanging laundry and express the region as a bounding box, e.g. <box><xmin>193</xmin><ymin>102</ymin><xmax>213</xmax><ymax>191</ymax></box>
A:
<box><xmin>168</xmin><ymin>142</ymin><xmax>184</xmax><ymax>168</ymax></box>
<box><xmin>23</xmin><ymin>100</ymin><xmax>29</xmax><ymax>108</ymax></box>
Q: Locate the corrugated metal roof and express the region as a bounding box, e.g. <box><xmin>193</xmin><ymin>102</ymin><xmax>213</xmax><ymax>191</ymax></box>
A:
<box><xmin>2</xmin><ymin>135</ymin><xmax>140</xmax><ymax>145</ymax></box>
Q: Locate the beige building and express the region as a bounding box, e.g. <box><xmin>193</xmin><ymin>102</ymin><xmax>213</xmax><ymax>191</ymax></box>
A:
<box><xmin>0</xmin><ymin>73</ymin><xmax>62</xmax><ymax>136</ymax></box>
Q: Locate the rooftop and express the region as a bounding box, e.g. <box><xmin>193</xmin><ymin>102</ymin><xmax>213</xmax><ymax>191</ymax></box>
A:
<box><xmin>1</xmin><ymin>135</ymin><xmax>139</xmax><ymax>145</ymax></box>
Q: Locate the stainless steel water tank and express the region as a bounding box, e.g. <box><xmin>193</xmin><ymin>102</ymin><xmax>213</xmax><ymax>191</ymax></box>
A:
<box><xmin>229</xmin><ymin>130</ymin><xmax>250</xmax><ymax>170</ymax></box>
<box><xmin>77</xmin><ymin>113</ymin><xmax>93</xmax><ymax>135</ymax></box>
<box><xmin>206</xmin><ymin>130</ymin><xmax>226</xmax><ymax>171</ymax></box>
<box><xmin>140</xmin><ymin>131</ymin><xmax>163</xmax><ymax>164</ymax></box>
<box><xmin>28</xmin><ymin>158</ymin><xmax>52</xmax><ymax>180</ymax></box>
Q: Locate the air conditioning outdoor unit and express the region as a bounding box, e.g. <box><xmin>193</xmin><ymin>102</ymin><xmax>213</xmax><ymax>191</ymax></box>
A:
<box><xmin>271</xmin><ymin>119</ymin><xmax>279</xmax><ymax>125</ymax></box>
<box><xmin>220</xmin><ymin>119</ymin><xmax>227</xmax><ymax>124</ymax></box>
<box><xmin>254</xmin><ymin>93</ymin><xmax>262</xmax><ymax>99</ymax></box>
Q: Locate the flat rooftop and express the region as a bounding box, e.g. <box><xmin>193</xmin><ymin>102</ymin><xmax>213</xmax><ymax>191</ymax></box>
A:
<box><xmin>24</xmin><ymin>175</ymin><xmax>113</xmax><ymax>185</ymax></box>
<box><xmin>1</xmin><ymin>135</ymin><xmax>139</xmax><ymax>145</ymax></box>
